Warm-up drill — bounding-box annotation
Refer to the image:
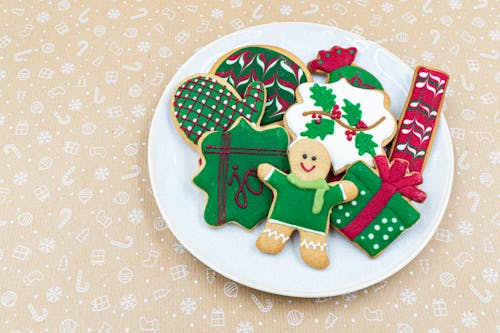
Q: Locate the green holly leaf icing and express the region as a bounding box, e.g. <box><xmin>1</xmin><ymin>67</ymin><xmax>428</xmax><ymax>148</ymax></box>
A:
<box><xmin>300</xmin><ymin>119</ymin><xmax>335</xmax><ymax>140</ymax></box>
<box><xmin>309</xmin><ymin>83</ymin><xmax>336</xmax><ymax>111</ymax></box>
<box><xmin>341</xmin><ymin>99</ymin><xmax>362</xmax><ymax>126</ymax></box>
<box><xmin>193</xmin><ymin>118</ymin><xmax>289</xmax><ymax>230</ymax></box>
<box><xmin>355</xmin><ymin>132</ymin><xmax>378</xmax><ymax>156</ymax></box>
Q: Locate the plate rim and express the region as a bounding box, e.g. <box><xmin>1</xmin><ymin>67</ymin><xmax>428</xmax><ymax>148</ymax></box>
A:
<box><xmin>148</xmin><ymin>22</ymin><xmax>454</xmax><ymax>297</ymax></box>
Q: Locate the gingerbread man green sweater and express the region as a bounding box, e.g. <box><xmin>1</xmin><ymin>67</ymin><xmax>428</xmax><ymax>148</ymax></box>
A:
<box><xmin>264</xmin><ymin>168</ymin><xmax>346</xmax><ymax>234</ymax></box>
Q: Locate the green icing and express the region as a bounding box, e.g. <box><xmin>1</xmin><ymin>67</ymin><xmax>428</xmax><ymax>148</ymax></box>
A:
<box><xmin>355</xmin><ymin>132</ymin><xmax>378</xmax><ymax>157</ymax></box>
<box><xmin>310</xmin><ymin>83</ymin><xmax>336</xmax><ymax>111</ymax></box>
<box><xmin>327</xmin><ymin>65</ymin><xmax>384</xmax><ymax>90</ymax></box>
<box><xmin>300</xmin><ymin>118</ymin><xmax>335</xmax><ymax>140</ymax></box>
<box><xmin>341</xmin><ymin>99</ymin><xmax>362</xmax><ymax>126</ymax></box>
<box><xmin>330</xmin><ymin>162</ymin><xmax>420</xmax><ymax>257</ymax></box>
<box><xmin>193</xmin><ymin>118</ymin><xmax>289</xmax><ymax>230</ymax></box>
<box><xmin>213</xmin><ymin>46</ymin><xmax>309</xmax><ymax>125</ymax></box>
<box><xmin>173</xmin><ymin>76</ymin><xmax>266</xmax><ymax>145</ymax></box>
<box><xmin>266</xmin><ymin>169</ymin><xmax>345</xmax><ymax>234</ymax></box>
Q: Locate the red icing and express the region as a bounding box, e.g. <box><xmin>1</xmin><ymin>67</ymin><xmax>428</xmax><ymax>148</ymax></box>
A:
<box><xmin>355</xmin><ymin>120</ymin><xmax>367</xmax><ymax>129</ymax></box>
<box><xmin>300</xmin><ymin>162</ymin><xmax>316</xmax><ymax>173</ymax></box>
<box><xmin>389</xmin><ymin>66</ymin><xmax>449</xmax><ymax>173</ymax></box>
<box><xmin>330</xmin><ymin>105</ymin><xmax>341</xmax><ymax>119</ymax></box>
<box><xmin>308</xmin><ymin>46</ymin><xmax>357</xmax><ymax>73</ymax></box>
<box><xmin>341</xmin><ymin>156</ymin><xmax>427</xmax><ymax>240</ymax></box>
<box><xmin>228</xmin><ymin>167</ymin><xmax>263</xmax><ymax>209</ymax></box>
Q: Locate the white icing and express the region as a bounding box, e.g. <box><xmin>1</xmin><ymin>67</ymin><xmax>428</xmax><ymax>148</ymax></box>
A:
<box><xmin>285</xmin><ymin>79</ymin><xmax>397</xmax><ymax>172</ymax></box>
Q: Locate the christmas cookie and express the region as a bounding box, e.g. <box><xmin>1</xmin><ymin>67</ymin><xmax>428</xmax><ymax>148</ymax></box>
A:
<box><xmin>389</xmin><ymin>66</ymin><xmax>450</xmax><ymax>172</ymax></box>
<box><xmin>211</xmin><ymin>45</ymin><xmax>312</xmax><ymax>125</ymax></box>
<box><xmin>256</xmin><ymin>138</ymin><xmax>358</xmax><ymax>269</ymax></box>
<box><xmin>330</xmin><ymin>156</ymin><xmax>426</xmax><ymax>257</ymax></box>
<box><xmin>172</xmin><ymin>74</ymin><xmax>266</xmax><ymax>149</ymax></box>
<box><xmin>309</xmin><ymin>45</ymin><xmax>384</xmax><ymax>90</ymax></box>
<box><xmin>330</xmin><ymin>66</ymin><xmax>449</xmax><ymax>258</ymax></box>
<box><xmin>193</xmin><ymin>116</ymin><xmax>289</xmax><ymax>230</ymax></box>
<box><xmin>284</xmin><ymin>79</ymin><xmax>397</xmax><ymax>174</ymax></box>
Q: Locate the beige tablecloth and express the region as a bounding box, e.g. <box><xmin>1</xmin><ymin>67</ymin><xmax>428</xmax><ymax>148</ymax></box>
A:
<box><xmin>0</xmin><ymin>1</ymin><xmax>498</xmax><ymax>332</ymax></box>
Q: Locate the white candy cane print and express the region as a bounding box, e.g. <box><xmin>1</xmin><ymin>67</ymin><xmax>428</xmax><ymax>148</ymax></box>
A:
<box><xmin>76</xmin><ymin>269</ymin><xmax>89</xmax><ymax>293</ymax></box>
<box><xmin>28</xmin><ymin>303</ymin><xmax>48</xmax><ymax>322</ymax></box>
<box><xmin>469</xmin><ymin>284</ymin><xmax>493</xmax><ymax>303</ymax></box>
<box><xmin>250</xmin><ymin>294</ymin><xmax>272</xmax><ymax>312</ymax></box>
<box><xmin>466</xmin><ymin>191</ymin><xmax>480</xmax><ymax>213</ymax></box>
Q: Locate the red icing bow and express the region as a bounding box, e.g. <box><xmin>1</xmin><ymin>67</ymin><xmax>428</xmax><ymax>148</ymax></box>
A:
<box><xmin>308</xmin><ymin>46</ymin><xmax>357</xmax><ymax>73</ymax></box>
<box><xmin>341</xmin><ymin>156</ymin><xmax>426</xmax><ymax>240</ymax></box>
<box><xmin>374</xmin><ymin>156</ymin><xmax>427</xmax><ymax>203</ymax></box>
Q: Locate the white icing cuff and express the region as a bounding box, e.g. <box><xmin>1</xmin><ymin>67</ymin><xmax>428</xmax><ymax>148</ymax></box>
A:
<box><xmin>339</xmin><ymin>184</ymin><xmax>346</xmax><ymax>201</ymax></box>
<box><xmin>264</xmin><ymin>168</ymin><xmax>274</xmax><ymax>181</ymax></box>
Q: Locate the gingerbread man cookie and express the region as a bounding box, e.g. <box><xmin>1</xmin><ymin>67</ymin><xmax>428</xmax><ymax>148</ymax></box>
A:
<box><xmin>284</xmin><ymin>79</ymin><xmax>397</xmax><ymax>173</ymax></box>
<box><xmin>256</xmin><ymin>138</ymin><xmax>358</xmax><ymax>269</ymax></box>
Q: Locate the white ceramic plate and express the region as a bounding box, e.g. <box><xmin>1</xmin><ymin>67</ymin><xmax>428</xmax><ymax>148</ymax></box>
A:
<box><xmin>148</xmin><ymin>22</ymin><xmax>453</xmax><ymax>297</ymax></box>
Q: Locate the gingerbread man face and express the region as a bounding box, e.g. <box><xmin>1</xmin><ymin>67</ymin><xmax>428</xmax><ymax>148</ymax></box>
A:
<box><xmin>288</xmin><ymin>139</ymin><xmax>331</xmax><ymax>181</ymax></box>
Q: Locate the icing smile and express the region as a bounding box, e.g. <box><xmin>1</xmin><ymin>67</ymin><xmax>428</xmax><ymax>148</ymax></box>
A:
<box><xmin>300</xmin><ymin>162</ymin><xmax>316</xmax><ymax>173</ymax></box>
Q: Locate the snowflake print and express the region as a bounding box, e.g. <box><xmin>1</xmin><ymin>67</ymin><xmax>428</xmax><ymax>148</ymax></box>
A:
<box><xmin>489</xmin><ymin>30</ymin><xmax>500</xmax><ymax>41</ymax></box>
<box><xmin>36</xmin><ymin>11</ymin><xmax>50</xmax><ymax>23</ymax></box>
<box><xmin>95</xmin><ymin>167</ymin><xmax>110</xmax><ymax>181</ymax></box>
<box><xmin>107</xmin><ymin>8</ymin><xmax>120</xmax><ymax>19</ymax></box>
<box><xmin>173</xmin><ymin>241</ymin><xmax>185</xmax><ymax>254</ymax></box>
<box><xmin>457</xmin><ymin>220</ymin><xmax>473</xmax><ymax>236</ymax></box>
<box><xmin>120</xmin><ymin>293</ymin><xmax>137</xmax><ymax>311</ymax></box>
<box><xmin>211</xmin><ymin>8</ymin><xmax>224</xmax><ymax>19</ymax></box>
<box><xmin>448</xmin><ymin>0</ymin><xmax>462</xmax><ymax>10</ymax></box>
<box><xmin>461</xmin><ymin>311</ymin><xmax>478</xmax><ymax>328</ymax></box>
<box><xmin>128</xmin><ymin>209</ymin><xmax>144</xmax><ymax>225</ymax></box>
<box><xmin>131</xmin><ymin>104</ymin><xmax>146</xmax><ymax>117</ymax></box>
<box><xmin>38</xmin><ymin>131</ymin><xmax>53</xmax><ymax>144</ymax></box>
<box><xmin>68</xmin><ymin>99</ymin><xmax>82</xmax><ymax>111</ymax></box>
<box><xmin>12</xmin><ymin>171</ymin><xmax>28</xmax><ymax>186</ymax></box>
<box><xmin>0</xmin><ymin>69</ymin><xmax>6</xmax><ymax>80</ymax></box>
<box><xmin>46</xmin><ymin>286</ymin><xmax>62</xmax><ymax>303</ymax></box>
<box><xmin>400</xmin><ymin>288</ymin><xmax>417</xmax><ymax>305</ymax></box>
<box><xmin>280</xmin><ymin>5</ymin><xmax>293</xmax><ymax>16</ymax></box>
<box><xmin>421</xmin><ymin>51</ymin><xmax>435</xmax><ymax>62</ymax></box>
<box><xmin>60</xmin><ymin>62</ymin><xmax>75</xmax><ymax>75</ymax></box>
<box><xmin>489</xmin><ymin>152</ymin><xmax>500</xmax><ymax>165</ymax></box>
<box><xmin>0</xmin><ymin>113</ymin><xmax>5</xmax><ymax>125</ymax></box>
<box><xmin>180</xmin><ymin>298</ymin><xmax>197</xmax><ymax>315</ymax></box>
<box><xmin>482</xmin><ymin>267</ymin><xmax>498</xmax><ymax>284</ymax></box>
<box><xmin>39</xmin><ymin>238</ymin><xmax>56</xmax><ymax>254</ymax></box>
<box><xmin>381</xmin><ymin>2</ymin><xmax>394</xmax><ymax>13</ymax></box>
<box><xmin>472</xmin><ymin>17</ymin><xmax>485</xmax><ymax>28</ymax></box>
<box><xmin>137</xmin><ymin>41</ymin><xmax>151</xmax><ymax>53</ymax></box>
<box><xmin>237</xmin><ymin>321</ymin><xmax>254</xmax><ymax>333</ymax></box>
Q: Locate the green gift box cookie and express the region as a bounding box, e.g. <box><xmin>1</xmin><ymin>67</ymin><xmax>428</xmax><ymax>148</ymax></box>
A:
<box><xmin>330</xmin><ymin>156</ymin><xmax>426</xmax><ymax>257</ymax></box>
